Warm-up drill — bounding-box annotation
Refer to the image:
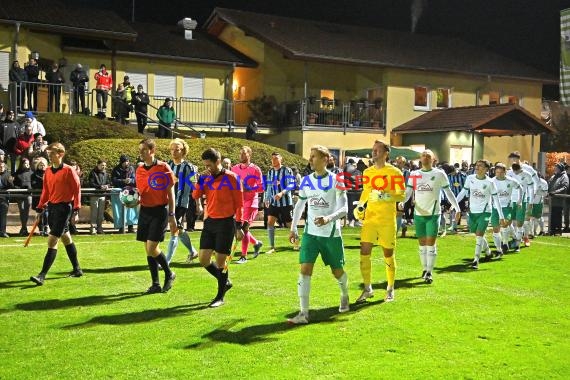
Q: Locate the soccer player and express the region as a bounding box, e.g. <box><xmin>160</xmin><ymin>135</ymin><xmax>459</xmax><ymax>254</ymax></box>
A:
<box><xmin>30</xmin><ymin>143</ymin><xmax>83</xmax><ymax>286</ymax></box>
<box><xmin>531</xmin><ymin>174</ymin><xmax>549</xmax><ymax>236</ymax></box>
<box><xmin>192</xmin><ymin>148</ymin><xmax>244</xmax><ymax>307</ymax></box>
<box><xmin>287</xmin><ymin>145</ymin><xmax>349</xmax><ymax>324</ymax></box>
<box><xmin>165</xmin><ymin>138</ymin><xmax>198</xmax><ymax>264</ymax></box>
<box><xmin>354</xmin><ymin>140</ymin><xmax>405</xmax><ymax>302</ymax></box>
<box><xmin>263</xmin><ymin>152</ymin><xmax>294</xmax><ymax>254</ymax></box>
<box><xmin>507</xmin><ymin>163</ymin><xmax>534</xmax><ymax>252</ymax></box>
<box><xmin>508</xmin><ymin>151</ymin><xmax>539</xmax><ymax>246</ymax></box>
<box><xmin>490</xmin><ymin>163</ymin><xmax>522</xmax><ymax>257</ymax></box>
<box><xmin>135</xmin><ymin>138</ymin><xmax>177</xmax><ymax>293</ymax></box>
<box><xmin>231</xmin><ymin>146</ymin><xmax>264</xmax><ymax>263</ymax></box>
<box><xmin>400</xmin><ymin>150</ymin><xmax>460</xmax><ymax>284</ymax></box>
<box><xmin>456</xmin><ymin>160</ymin><xmax>504</xmax><ymax>269</ymax></box>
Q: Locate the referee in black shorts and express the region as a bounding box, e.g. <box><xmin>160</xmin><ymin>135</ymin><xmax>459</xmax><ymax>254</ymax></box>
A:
<box><xmin>30</xmin><ymin>143</ymin><xmax>83</xmax><ymax>286</ymax></box>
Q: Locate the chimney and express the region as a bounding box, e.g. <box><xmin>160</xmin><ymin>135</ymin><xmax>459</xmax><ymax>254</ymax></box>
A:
<box><xmin>178</xmin><ymin>18</ymin><xmax>198</xmax><ymax>40</ymax></box>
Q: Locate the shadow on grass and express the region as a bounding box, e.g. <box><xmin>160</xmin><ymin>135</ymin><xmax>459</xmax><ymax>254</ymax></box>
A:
<box><xmin>0</xmin><ymin>275</ymin><xmax>69</xmax><ymax>290</ymax></box>
<box><xmin>14</xmin><ymin>292</ymin><xmax>145</xmax><ymax>311</ymax></box>
<box><xmin>435</xmin><ymin>257</ymin><xmax>502</xmax><ymax>274</ymax></box>
<box><xmin>78</xmin><ymin>265</ymin><xmax>149</xmax><ymax>274</ymax></box>
<box><xmin>185</xmin><ymin>301</ymin><xmax>382</xmax><ymax>349</ymax></box>
<box><xmin>62</xmin><ymin>302</ymin><xmax>209</xmax><ymax>329</ymax></box>
<box><xmin>357</xmin><ymin>277</ymin><xmax>425</xmax><ymax>291</ymax></box>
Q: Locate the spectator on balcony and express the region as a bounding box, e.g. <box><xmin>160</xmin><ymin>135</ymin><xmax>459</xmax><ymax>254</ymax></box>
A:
<box><xmin>1</xmin><ymin>111</ymin><xmax>20</xmax><ymax>173</ymax></box>
<box><xmin>156</xmin><ymin>98</ymin><xmax>176</xmax><ymax>138</ymax></box>
<box><xmin>22</xmin><ymin>111</ymin><xmax>45</xmax><ymax>136</ymax></box>
<box><xmin>0</xmin><ymin>161</ymin><xmax>14</xmax><ymax>237</ymax></box>
<box><xmin>24</xmin><ymin>58</ymin><xmax>39</xmax><ymax>112</ymax></box>
<box><xmin>88</xmin><ymin>159</ymin><xmax>111</xmax><ymax>235</ymax></box>
<box><xmin>122</xmin><ymin>76</ymin><xmax>135</xmax><ymax>110</ymax></box>
<box><xmin>132</xmin><ymin>84</ymin><xmax>149</xmax><ymax>134</ymax></box>
<box><xmin>46</xmin><ymin>63</ymin><xmax>65</xmax><ymax>113</ymax></box>
<box><xmin>28</xmin><ymin>132</ymin><xmax>48</xmax><ymax>161</ymax></box>
<box><xmin>114</xmin><ymin>83</ymin><xmax>130</xmax><ymax>125</ymax></box>
<box><xmin>9</xmin><ymin>61</ymin><xmax>27</xmax><ymax>112</ymax></box>
<box><xmin>31</xmin><ymin>157</ymin><xmax>48</xmax><ymax>236</ymax></box>
<box><xmin>94</xmin><ymin>64</ymin><xmax>112</xmax><ymax>119</ymax></box>
<box><xmin>14</xmin><ymin>157</ymin><xmax>33</xmax><ymax>236</ymax></box>
<box><xmin>70</xmin><ymin>63</ymin><xmax>89</xmax><ymax>114</ymax></box>
<box><xmin>111</xmin><ymin>154</ymin><xmax>138</xmax><ymax>233</ymax></box>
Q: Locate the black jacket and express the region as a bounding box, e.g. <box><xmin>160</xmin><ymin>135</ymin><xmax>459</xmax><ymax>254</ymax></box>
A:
<box><xmin>9</xmin><ymin>66</ymin><xmax>27</xmax><ymax>83</ymax></box>
<box><xmin>70</xmin><ymin>69</ymin><xmax>89</xmax><ymax>88</ymax></box>
<box><xmin>46</xmin><ymin>69</ymin><xmax>65</xmax><ymax>85</ymax></box>
<box><xmin>131</xmin><ymin>91</ymin><xmax>150</xmax><ymax>114</ymax></box>
<box><xmin>24</xmin><ymin>64</ymin><xmax>39</xmax><ymax>82</ymax></box>
<box><xmin>88</xmin><ymin>168</ymin><xmax>111</xmax><ymax>189</ymax></box>
<box><xmin>14</xmin><ymin>168</ymin><xmax>32</xmax><ymax>190</ymax></box>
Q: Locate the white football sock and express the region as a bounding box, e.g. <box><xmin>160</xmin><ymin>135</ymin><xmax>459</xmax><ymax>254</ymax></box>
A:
<box><xmin>419</xmin><ymin>245</ymin><xmax>427</xmax><ymax>271</ymax></box>
<box><xmin>426</xmin><ymin>245</ymin><xmax>437</xmax><ymax>272</ymax></box>
<box><xmin>337</xmin><ymin>272</ymin><xmax>349</xmax><ymax>297</ymax></box>
<box><xmin>298</xmin><ymin>274</ymin><xmax>311</xmax><ymax>314</ymax></box>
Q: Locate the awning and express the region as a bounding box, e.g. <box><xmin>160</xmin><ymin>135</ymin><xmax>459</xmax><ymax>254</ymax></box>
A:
<box><xmin>391</xmin><ymin>104</ymin><xmax>556</xmax><ymax>137</ymax></box>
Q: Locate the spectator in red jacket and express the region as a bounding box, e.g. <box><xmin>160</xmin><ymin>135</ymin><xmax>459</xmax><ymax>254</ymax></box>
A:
<box><xmin>14</xmin><ymin>124</ymin><xmax>34</xmax><ymax>163</ymax></box>
<box><xmin>94</xmin><ymin>64</ymin><xmax>112</xmax><ymax>119</ymax></box>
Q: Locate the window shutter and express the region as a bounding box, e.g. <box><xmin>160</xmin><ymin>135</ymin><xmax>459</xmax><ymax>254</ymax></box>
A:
<box><xmin>126</xmin><ymin>72</ymin><xmax>147</xmax><ymax>91</ymax></box>
<box><xmin>0</xmin><ymin>52</ymin><xmax>10</xmax><ymax>92</ymax></box>
<box><xmin>154</xmin><ymin>73</ymin><xmax>176</xmax><ymax>98</ymax></box>
<box><xmin>183</xmin><ymin>75</ymin><xmax>204</xmax><ymax>99</ymax></box>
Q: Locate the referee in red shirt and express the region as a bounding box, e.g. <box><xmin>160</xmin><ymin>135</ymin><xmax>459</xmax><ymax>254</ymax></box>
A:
<box><xmin>135</xmin><ymin>138</ymin><xmax>177</xmax><ymax>293</ymax></box>
<box><xmin>193</xmin><ymin>148</ymin><xmax>244</xmax><ymax>307</ymax></box>
<box><xmin>30</xmin><ymin>143</ymin><xmax>83</xmax><ymax>286</ymax></box>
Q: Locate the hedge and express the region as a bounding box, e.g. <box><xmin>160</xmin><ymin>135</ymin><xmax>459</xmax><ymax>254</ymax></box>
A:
<box><xmin>67</xmin><ymin>137</ymin><xmax>308</xmax><ymax>174</ymax></box>
<box><xmin>40</xmin><ymin>113</ymin><xmax>140</xmax><ymax>148</ymax></box>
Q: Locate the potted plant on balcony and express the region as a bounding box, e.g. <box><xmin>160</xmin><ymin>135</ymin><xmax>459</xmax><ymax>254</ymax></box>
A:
<box><xmin>247</xmin><ymin>95</ymin><xmax>277</xmax><ymax>125</ymax></box>
<box><xmin>307</xmin><ymin>112</ymin><xmax>318</xmax><ymax>124</ymax></box>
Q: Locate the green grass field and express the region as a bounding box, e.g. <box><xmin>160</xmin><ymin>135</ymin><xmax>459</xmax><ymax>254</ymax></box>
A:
<box><xmin>1</xmin><ymin>228</ymin><xmax>569</xmax><ymax>379</ymax></box>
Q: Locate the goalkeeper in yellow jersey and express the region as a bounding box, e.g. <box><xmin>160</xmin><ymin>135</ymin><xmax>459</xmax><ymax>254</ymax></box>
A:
<box><xmin>354</xmin><ymin>140</ymin><xmax>405</xmax><ymax>302</ymax></box>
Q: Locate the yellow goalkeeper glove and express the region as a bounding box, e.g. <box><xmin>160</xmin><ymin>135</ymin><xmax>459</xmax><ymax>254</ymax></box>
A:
<box><xmin>353</xmin><ymin>204</ymin><xmax>366</xmax><ymax>221</ymax></box>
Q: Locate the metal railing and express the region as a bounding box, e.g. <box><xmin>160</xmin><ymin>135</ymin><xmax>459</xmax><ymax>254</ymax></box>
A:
<box><xmin>9</xmin><ymin>81</ymin><xmax>90</xmax><ymax>115</ymax></box>
<box><xmin>177</xmin><ymin>97</ymin><xmax>229</xmax><ymax>126</ymax></box>
<box><xmin>301</xmin><ymin>98</ymin><xmax>385</xmax><ymax>129</ymax></box>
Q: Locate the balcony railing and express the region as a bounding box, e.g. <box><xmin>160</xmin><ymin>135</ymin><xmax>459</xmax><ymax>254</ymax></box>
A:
<box><xmin>6</xmin><ymin>82</ymin><xmax>384</xmax><ymax>131</ymax></box>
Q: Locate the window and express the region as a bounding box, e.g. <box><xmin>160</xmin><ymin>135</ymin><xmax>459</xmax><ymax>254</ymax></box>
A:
<box><xmin>436</xmin><ymin>88</ymin><xmax>451</xmax><ymax>108</ymax></box>
<box><xmin>126</xmin><ymin>72</ymin><xmax>147</xmax><ymax>91</ymax></box>
<box><xmin>0</xmin><ymin>52</ymin><xmax>9</xmax><ymax>92</ymax></box>
<box><xmin>489</xmin><ymin>91</ymin><xmax>500</xmax><ymax>105</ymax></box>
<box><xmin>320</xmin><ymin>89</ymin><xmax>335</xmax><ymax>110</ymax></box>
<box><xmin>183</xmin><ymin>75</ymin><xmax>204</xmax><ymax>99</ymax></box>
<box><xmin>506</xmin><ymin>95</ymin><xmax>521</xmax><ymax>105</ymax></box>
<box><xmin>414</xmin><ymin>86</ymin><xmax>430</xmax><ymax>111</ymax></box>
<box><xmin>154</xmin><ymin>73</ymin><xmax>176</xmax><ymax>98</ymax></box>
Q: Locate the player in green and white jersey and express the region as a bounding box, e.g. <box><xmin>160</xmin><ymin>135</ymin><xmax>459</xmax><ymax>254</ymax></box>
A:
<box><xmin>531</xmin><ymin>175</ymin><xmax>549</xmax><ymax>237</ymax></box>
<box><xmin>507</xmin><ymin>163</ymin><xmax>534</xmax><ymax>251</ymax></box>
<box><xmin>490</xmin><ymin>163</ymin><xmax>522</xmax><ymax>257</ymax></box>
<box><xmin>457</xmin><ymin>160</ymin><xmax>504</xmax><ymax>269</ymax></box>
<box><xmin>287</xmin><ymin>145</ymin><xmax>349</xmax><ymax>325</ymax></box>
<box><xmin>400</xmin><ymin>150</ymin><xmax>460</xmax><ymax>284</ymax></box>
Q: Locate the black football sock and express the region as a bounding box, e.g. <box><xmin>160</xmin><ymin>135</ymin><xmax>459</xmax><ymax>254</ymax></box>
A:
<box><xmin>40</xmin><ymin>248</ymin><xmax>57</xmax><ymax>275</ymax></box>
<box><xmin>216</xmin><ymin>268</ymin><xmax>228</xmax><ymax>300</ymax></box>
<box><xmin>154</xmin><ymin>253</ymin><xmax>172</xmax><ymax>278</ymax></box>
<box><xmin>146</xmin><ymin>256</ymin><xmax>160</xmax><ymax>285</ymax></box>
<box><xmin>65</xmin><ymin>243</ymin><xmax>80</xmax><ymax>270</ymax></box>
<box><xmin>205</xmin><ymin>263</ymin><xmax>219</xmax><ymax>279</ymax></box>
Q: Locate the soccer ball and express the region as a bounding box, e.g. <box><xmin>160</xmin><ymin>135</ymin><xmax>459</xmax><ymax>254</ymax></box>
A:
<box><xmin>120</xmin><ymin>186</ymin><xmax>140</xmax><ymax>208</ymax></box>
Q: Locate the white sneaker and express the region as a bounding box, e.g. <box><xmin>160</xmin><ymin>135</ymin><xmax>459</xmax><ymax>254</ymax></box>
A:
<box><xmin>339</xmin><ymin>295</ymin><xmax>350</xmax><ymax>313</ymax></box>
<box><xmin>209</xmin><ymin>298</ymin><xmax>225</xmax><ymax>308</ymax></box>
<box><xmin>287</xmin><ymin>312</ymin><xmax>309</xmax><ymax>325</ymax></box>
<box><xmin>385</xmin><ymin>287</ymin><xmax>395</xmax><ymax>302</ymax></box>
<box><xmin>235</xmin><ymin>256</ymin><xmax>247</xmax><ymax>264</ymax></box>
<box><xmin>356</xmin><ymin>288</ymin><xmax>374</xmax><ymax>303</ymax></box>
<box><xmin>265</xmin><ymin>248</ymin><xmax>276</xmax><ymax>255</ymax></box>
<box><xmin>348</xmin><ymin>220</ymin><xmax>355</xmax><ymax>227</ymax></box>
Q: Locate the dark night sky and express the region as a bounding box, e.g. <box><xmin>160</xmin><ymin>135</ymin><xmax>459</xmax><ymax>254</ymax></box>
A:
<box><xmin>82</xmin><ymin>0</ymin><xmax>570</xmax><ymax>96</ymax></box>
